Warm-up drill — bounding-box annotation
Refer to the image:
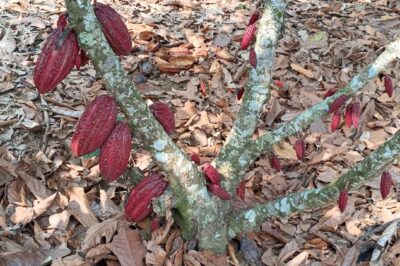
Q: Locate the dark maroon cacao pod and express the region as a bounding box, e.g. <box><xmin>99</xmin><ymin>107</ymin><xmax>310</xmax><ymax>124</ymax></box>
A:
<box><xmin>202</xmin><ymin>163</ymin><xmax>221</xmax><ymax>184</ymax></box>
<box><xmin>149</xmin><ymin>102</ymin><xmax>175</xmax><ymax>135</ymax></box>
<box><xmin>384</xmin><ymin>76</ymin><xmax>393</xmax><ymax>97</ymax></box>
<box><xmin>329</xmin><ymin>95</ymin><xmax>348</xmax><ymax>114</ymax></box>
<box><xmin>380</xmin><ymin>171</ymin><xmax>392</xmax><ymax>199</ymax></box>
<box><xmin>294</xmin><ymin>139</ymin><xmax>305</xmax><ymax>161</ymax></box>
<box><xmin>338</xmin><ymin>190</ymin><xmax>348</xmax><ymax>213</ymax></box>
<box><xmin>207</xmin><ymin>184</ymin><xmax>231</xmax><ymax>200</ymax></box>
<box><xmin>330</xmin><ymin>111</ymin><xmax>341</xmax><ymax>132</ymax></box>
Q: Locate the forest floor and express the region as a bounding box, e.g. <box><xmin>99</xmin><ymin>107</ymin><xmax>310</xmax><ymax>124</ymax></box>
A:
<box><xmin>1</xmin><ymin>0</ymin><xmax>400</xmax><ymax>265</ymax></box>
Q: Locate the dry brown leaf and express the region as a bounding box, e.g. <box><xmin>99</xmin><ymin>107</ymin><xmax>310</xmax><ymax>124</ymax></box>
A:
<box><xmin>65</xmin><ymin>187</ymin><xmax>98</xmax><ymax>228</ymax></box>
<box><xmin>108</xmin><ymin>227</ymin><xmax>146</xmax><ymax>266</ymax></box>
<box><xmin>0</xmin><ymin>248</ymin><xmax>70</xmax><ymax>266</ymax></box>
<box><xmin>276</xmin><ymin>240</ymin><xmax>300</xmax><ymax>265</ymax></box>
<box><xmin>18</xmin><ymin>171</ymin><xmax>50</xmax><ymax>200</ymax></box>
<box><xmin>272</xmin><ymin>142</ymin><xmax>297</xmax><ymax>160</ymax></box>
<box><xmin>81</xmin><ymin>215</ymin><xmax>120</xmax><ymax>250</ymax></box>
<box><xmin>290</xmin><ymin>63</ymin><xmax>317</xmax><ymax>79</ymax></box>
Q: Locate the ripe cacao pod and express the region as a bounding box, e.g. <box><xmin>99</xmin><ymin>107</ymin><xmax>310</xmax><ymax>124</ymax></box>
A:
<box><xmin>71</xmin><ymin>95</ymin><xmax>118</xmax><ymax>156</ymax></box>
<box><xmin>99</xmin><ymin>122</ymin><xmax>132</xmax><ymax>182</ymax></box>
<box><xmin>237</xmin><ymin>88</ymin><xmax>245</xmax><ymax>101</ymax></box>
<box><xmin>149</xmin><ymin>102</ymin><xmax>175</xmax><ymax>135</ymax></box>
<box><xmin>380</xmin><ymin>171</ymin><xmax>392</xmax><ymax>199</ymax></box>
<box><xmin>94</xmin><ymin>3</ymin><xmax>132</xmax><ymax>56</ymax></box>
<box><xmin>384</xmin><ymin>76</ymin><xmax>393</xmax><ymax>97</ymax></box>
<box><xmin>344</xmin><ymin>103</ymin><xmax>353</xmax><ymax>128</ymax></box>
<box><xmin>241</xmin><ymin>24</ymin><xmax>256</xmax><ymax>50</ymax></box>
<box><xmin>236</xmin><ymin>180</ymin><xmax>245</xmax><ymax>200</ymax></box>
<box><xmin>270</xmin><ymin>154</ymin><xmax>281</xmax><ymax>172</ymax></box>
<box><xmin>248</xmin><ymin>10</ymin><xmax>260</xmax><ymax>26</ymax></box>
<box><xmin>249</xmin><ymin>49</ymin><xmax>257</xmax><ymax>67</ymax></box>
<box><xmin>294</xmin><ymin>139</ymin><xmax>305</xmax><ymax>161</ymax></box>
<box><xmin>191</xmin><ymin>152</ymin><xmax>201</xmax><ymax>165</ymax></box>
<box><xmin>328</xmin><ymin>95</ymin><xmax>348</xmax><ymax>114</ymax></box>
<box><xmin>203</xmin><ymin>163</ymin><xmax>221</xmax><ymax>184</ymax></box>
<box><xmin>274</xmin><ymin>80</ymin><xmax>284</xmax><ymax>89</ymax></box>
<box><xmin>351</xmin><ymin>101</ymin><xmax>361</xmax><ymax>128</ymax></box>
<box><xmin>125</xmin><ymin>173</ymin><xmax>169</xmax><ymax>222</ymax></box>
<box><xmin>323</xmin><ymin>87</ymin><xmax>337</xmax><ymax>99</ymax></box>
<box><xmin>330</xmin><ymin>111</ymin><xmax>341</xmax><ymax>132</ymax></box>
<box><xmin>57</xmin><ymin>12</ymin><xmax>68</xmax><ymax>28</ymax></box>
<box><xmin>33</xmin><ymin>27</ymin><xmax>79</xmax><ymax>94</ymax></box>
<box><xmin>207</xmin><ymin>184</ymin><xmax>231</xmax><ymax>200</ymax></box>
<box><xmin>338</xmin><ymin>189</ymin><xmax>348</xmax><ymax>213</ymax></box>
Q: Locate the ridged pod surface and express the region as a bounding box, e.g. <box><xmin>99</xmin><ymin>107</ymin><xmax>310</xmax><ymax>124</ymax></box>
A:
<box><xmin>384</xmin><ymin>76</ymin><xmax>393</xmax><ymax>97</ymax></box>
<box><xmin>99</xmin><ymin>122</ymin><xmax>132</xmax><ymax>182</ymax></box>
<box><xmin>71</xmin><ymin>95</ymin><xmax>118</xmax><ymax>156</ymax></box>
<box><xmin>150</xmin><ymin>102</ymin><xmax>175</xmax><ymax>135</ymax></box>
<box><xmin>125</xmin><ymin>174</ymin><xmax>169</xmax><ymax>222</ymax></box>
<box><xmin>338</xmin><ymin>190</ymin><xmax>348</xmax><ymax>213</ymax></box>
<box><xmin>329</xmin><ymin>95</ymin><xmax>348</xmax><ymax>114</ymax></box>
<box><xmin>190</xmin><ymin>152</ymin><xmax>201</xmax><ymax>165</ymax></box>
<box><xmin>323</xmin><ymin>87</ymin><xmax>337</xmax><ymax>99</ymax></box>
<box><xmin>331</xmin><ymin>111</ymin><xmax>341</xmax><ymax>132</ymax></box>
<box><xmin>380</xmin><ymin>171</ymin><xmax>392</xmax><ymax>199</ymax></box>
<box><xmin>249</xmin><ymin>49</ymin><xmax>257</xmax><ymax>67</ymax></box>
<box><xmin>241</xmin><ymin>24</ymin><xmax>256</xmax><ymax>50</ymax></box>
<box><xmin>248</xmin><ymin>10</ymin><xmax>260</xmax><ymax>26</ymax></box>
<box><xmin>33</xmin><ymin>27</ymin><xmax>79</xmax><ymax>94</ymax></box>
<box><xmin>94</xmin><ymin>3</ymin><xmax>132</xmax><ymax>56</ymax></box>
<box><xmin>294</xmin><ymin>139</ymin><xmax>305</xmax><ymax>161</ymax></box>
<box><xmin>202</xmin><ymin>163</ymin><xmax>221</xmax><ymax>184</ymax></box>
<box><xmin>207</xmin><ymin>184</ymin><xmax>231</xmax><ymax>200</ymax></box>
<box><xmin>344</xmin><ymin>103</ymin><xmax>353</xmax><ymax>128</ymax></box>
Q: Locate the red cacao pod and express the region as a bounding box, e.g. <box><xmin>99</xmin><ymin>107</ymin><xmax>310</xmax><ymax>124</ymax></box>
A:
<box><xmin>125</xmin><ymin>174</ymin><xmax>169</xmax><ymax>222</ymax></box>
<box><xmin>328</xmin><ymin>95</ymin><xmax>348</xmax><ymax>114</ymax></box>
<box><xmin>207</xmin><ymin>184</ymin><xmax>231</xmax><ymax>200</ymax></box>
<box><xmin>323</xmin><ymin>87</ymin><xmax>337</xmax><ymax>99</ymax></box>
<box><xmin>380</xmin><ymin>171</ymin><xmax>392</xmax><ymax>199</ymax></box>
<box><xmin>294</xmin><ymin>139</ymin><xmax>305</xmax><ymax>161</ymax></box>
<box><xmin>236</xmin><ymin>180</ymin><xmax>245</xmax><ymax>201</ymax></box>
<box><xmin>203</xmin><ymin>163</ymin><xmax>221</xmax><ymax>184</ymax></box>
<box><xmin>384</xmin><ymin>76</ymin><xmax>393</xmax><ymax>97</ymax></box>
<box><xmin>94</xmin><ymin>3</ymin><xmax>132</xmax><ymax>56</ymax></box>
<box><xmin>270</xmin><ymin>154</ymin><xmax>281</xmax><ymax>172</ymax></box>
<box><xmin>248</xmin><ymin>10</ymin><xmax>261</xmax><ymax>26</ymax></box>
<box><xmin>241</xmin><ymin>24</ymin><xmax>256</xmax><ymax>50</ymax></box>
<box><xmin>200</xmin><ymin>80</ymin><xmax>207</xmax><ymax>96</ymax></box>
<box><xmin>351</xmin><ymin>101</ymin><xmax>361</xmax><ymax>129</ymax></box>
<box><xmin>99</xmin><ymin>122</ymin><xmax>132</xmax><ymax>182</ymax></box>
<box><xmin>249</xmin><ymin>49</ymin><xmax>257</xmax><ymax>67</ymax></box>
<box><xmin>57</xmin><ymin>13</ymin><xmax>68</xmax><ymax>28</ymax></box>
<box><xmin>71</xmin><ymin>95</ymin><xmax>118</xmax><ymax>156</ymax></box>
<box><xmin>330</xmin><ymin>111</ymin><xmax>341</xmax><ymax>132</ymax></box>
<box><xmin>344</xmin><ymin>103</ymin><xmax>353</xmax><ymax>128</ymax></box>
<box><xmin>191</xmin><ymin>152</ymin><xmax>201</xmax><ymax>165</ymax></box>
<box><xmin>338</xmin><ymin>189</ymin><xmax>348</xmax><ymax>213</ymax></box>
<box><xmin>149</xmin><ymin>102</ymin><xmax>175</xmax><ymax>135</ymax></box>
<box><xmin>237</xmin><ymin>88</ymin><xmax>245</xmax><ymax>101</ymax></box>
<box><xmin>33</xmin><ymin>27</ymin><xmax>79</xmax><ymax>94</ymax></box>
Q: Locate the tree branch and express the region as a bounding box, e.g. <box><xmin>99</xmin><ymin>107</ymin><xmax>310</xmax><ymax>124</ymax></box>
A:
<box><xmin>215</xmin><ymin>0</ymin><xmax>286</xmax><ymax>193</ymax></box>
<box><xmin>228</xmin><ymin>129</ymin><xmax>400</xmax><ymax>237</ymax></box>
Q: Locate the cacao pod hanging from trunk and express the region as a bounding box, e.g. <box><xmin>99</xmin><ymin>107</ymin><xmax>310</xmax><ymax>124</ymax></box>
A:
<box><xmin>94</xmin><ymin>3</ymin><xmax>132</xmax><ymax>56</ymax></box>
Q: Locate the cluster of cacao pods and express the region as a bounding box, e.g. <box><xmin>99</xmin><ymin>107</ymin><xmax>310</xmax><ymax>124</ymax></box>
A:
<box><xmin>125</xmin><ymin>173</ymin><xmax>169</xmax><ymax>222</ymax></box>
<box><xmin>338</xmin><ymin>171</ymin><xmax>393</xmax><ymax>213</ymax></box>
<box><xmin>70</xmin><ymin>95</ymin><xmax>132</xmax><ymax>182</ymax></box>
<box><xmin>33</xmin><ymin>3</ymin><xmax>131</xmax><ymax>94</ymax></box>
<box><xmin>328</xmin><ymin>95</ymin><xmax>361</xmax><ymax>132</ymax></box>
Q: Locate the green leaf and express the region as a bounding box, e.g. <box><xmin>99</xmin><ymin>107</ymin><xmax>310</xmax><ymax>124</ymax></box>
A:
<box><xmin>82</xmin><ymin>149</ymin><xmax>100</xmax><ymax>159</ymax></box>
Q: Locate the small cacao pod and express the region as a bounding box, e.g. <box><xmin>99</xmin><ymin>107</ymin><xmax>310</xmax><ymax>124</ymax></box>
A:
<box><xmin>294</xmin><ymin>139</ymin><xmax>305</xmax><ymax>161</ymax></box>
<box><xmin>270</xmin><ymin>154</ymin><xmax>281</xmax><ymax>172</ymax></box>
<box><xmin>380</xmin><ymin>171</ymin><xmax>392</xmax><ymax>199</ymax></box>
<box><xmin>207</xmin><ymin>184</ymin><xmax>231</xmax><ymax>200</ymax></box>
<box><xmin>71</xmin><ymin>95</ymin><xmax>118</xmax><ymax>156</ymax></box>
<box><xmin>236</xmin><ymin>180</ymin><xmax>245</xmax><ymax>201</ymax></box>
<box><xmin>94</xmin><ymin>3</ymin><xmax>132</xmax><ymax>56</ymax></box>
<box><xmin>248</xmin><ymin>10</ymin><xmax>261</xmax><ymax>26</ymax></box>
<box><xmin>241</xmin><ymin>24</ymin><xmax>256</xmax><ymax>50</ymax></box>
<box><xmin>344</xmin><ymin>103</ymin><xmax>353</xmax><ymax>128</ymax></box>
<box><xmin>328</xmin><ymin>95</ymin><xmax>348</xmax><ymax>114</ymax></box>
<box><xmin>33</xmin><ymin>27</ymin><xmax>79</xmax><ymax>94</ymax></box>
<box><xmin>200</xmin><ymin>80</ymin><xmax>207</xmax><ymax>96</ymax></box>
<box><xmin>338</xmin><ymin>189</ymin><xmax>348</xmax><ymax>213</ymax></box>
<box><xmin>125</xmin><ymin>173</ymin><xmax>169</xmax><ymax>222</ymax></box>
<box><xmin>149</xmin><ymin>102</ymin><xmax>175</xmax><ymax>135</ymax></box>
<box><xmin>249</xmin><ymin>49</ymin><xmax>257</xmax><ymax>67</ymax></box>
<box><xmin>57</xmin><ymin>12</ymin><xmax>68</xmax><ymax>28</ymax></box>
<box><xmin>191</xmin><ymin>152</ymin><xmax>201</xmax><ymax>165</ymax></box>
<box><xmin>351</xmin><ymin>101</ymin><xmax>361</xmax><ymax>128</ymax></box>
<box><xmin>99</xmin><ymin>122</ymin><xmax>132</xmax><ymax>182</ymax></box>
<box><xmin>330</xmin><ymin>111</ymin><xmax>341</xmax><ymax>132</ymax></box>
<box><xmin>236</xmin><ymin>88</ymin><xmax>245</xmax><ymax>101</ymax></box>
<box><xmin>202</xmin><ymin>163</ymin><xmax>221</xmax><ymax>184</ymax></box>
<box><xmin>384</xmin><ymin>75</ymin><xmax>393</xmax><ymax>97</ymax></box>
<box><xmin>274</xmin><ymin>80</ymin><xmax>284</xmax><ymax>89</ymax></box>
<box><xmin>323</xmin><ymin>87</ymin><xmax>337</xmax><ymax>99</ymax></box>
